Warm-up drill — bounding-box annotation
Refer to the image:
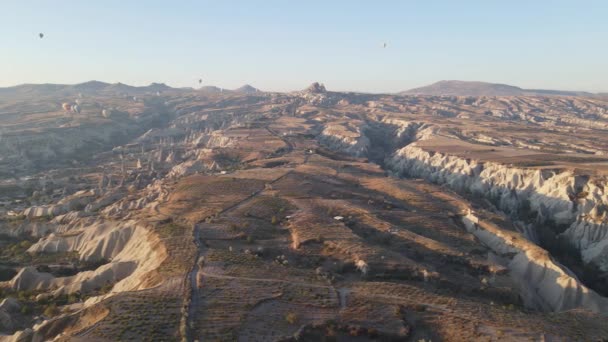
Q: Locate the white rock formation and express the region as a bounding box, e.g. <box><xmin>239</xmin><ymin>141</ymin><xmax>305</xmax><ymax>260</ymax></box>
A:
<box><xmin>462</xmin><ymin>210</ymin><xmax>608</xmax><ymax>313</ymax></box>
<box><xmin>355</xmin><ymin>259</ymin><xmax>369</xmax><ymax>275</ymax></box>
<box><xmin>192</xmin><ymin>132</ymin><xmax>235</xmax><ymax>148</ymax></box>
<box><xmin>318</xmin><ymin>123</ymin><xmax>370</xmax><ymax>157</ymax></box>
<box><xmin>9</xmin><ymin>220</ymin><xmax>165</xmax><ymax>296</ymax></box>
<box><xmin>85</xmin><ymin>189</ymin><xmax>125</xmax><ymax>213</ymax></box>
<box><xmin>22</xmin><ymin>190</ymin><xmax>97</xmax><ymax>219</ymax></box>
<box><xmin>168</xmin><ymin>160</ymin><xmax>206</xmax><ymax>179</ymax></box>
<box><xmin>387</xmin><ymin>144</ymin><xmax>608</xmax><ymax>271</ymax></box>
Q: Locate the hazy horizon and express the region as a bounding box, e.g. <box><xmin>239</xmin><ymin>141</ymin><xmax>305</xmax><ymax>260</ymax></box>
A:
<box><xmin>2</xmin><ymin>1</ymin><xmax>607</xmax><ymax>93</ymax></box>
<box><xmin>1</xmin><ymin>79</ymin><xmax>604</xmax><ymax>95</ymax></box>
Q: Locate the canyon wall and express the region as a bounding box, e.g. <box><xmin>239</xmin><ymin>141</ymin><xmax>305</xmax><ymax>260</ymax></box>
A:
<box><xmin>386</xmin><ymin>144</ymin><xmax>608</xmax><ymax>271</ymax></box>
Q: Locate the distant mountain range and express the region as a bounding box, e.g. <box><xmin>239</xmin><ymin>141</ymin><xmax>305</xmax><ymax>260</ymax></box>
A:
<box><xmin>401</xmin><ymin>80</ymin><xmax>594</xmax><ymax>97</ymax></box>
<box><xmin>0</xmin><ymin>81</ymin><xmax>261</xmax><ymax>99</ymax></box>
<box><xmin>234</xmin><ymin>84</ymin><xmax>260</xmax><ymax>94</ymax></box>
<box><xmin>0</xmin><ymin>81</ymin><xmax>175</xmax><ymax>98</ymax></box>
<box><xmin>0</xmin><ymin>80</ymin><xmax>598</xmax><ymax>99</ymax></box>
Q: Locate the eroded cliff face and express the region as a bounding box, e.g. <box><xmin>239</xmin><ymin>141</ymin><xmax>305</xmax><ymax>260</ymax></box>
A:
<box><xmin>23</xmin><ymin>190</ymin><xmax>99</xmax><ymax>219</ymax></box>
<box><xmin>317</xmin><ymin>118</ymin><xmax>608</xmax><ymax>313</ymax></box>
<box><xmin>386</xmin><ymin>144</ymin><xmax>608</xmax><ymax>271</ymax></box>
<box><xmin>7</xmin><ymin>220</ymin><xmax>166</xmax><ymax>296</ymax></box>
<box><xmin>462</xmin><ymin>210</ymin><xmax>608</xmax><ymax>313</ymax></box>
<box><xmin>317</xmin><ymin>118</ymin><xmax>437</xmax><ymax>160</ymax></box>
<box><xmin>317</xmin><ymin>123</ymin><xmax>371</xmax><ymax>158</ymax></box>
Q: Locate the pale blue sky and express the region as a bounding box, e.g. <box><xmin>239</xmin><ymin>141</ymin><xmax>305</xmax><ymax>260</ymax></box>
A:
<box><xmin>1</xmin><ymin>1</ymin><xmax>607</xmax><ymax>92</ymax></box>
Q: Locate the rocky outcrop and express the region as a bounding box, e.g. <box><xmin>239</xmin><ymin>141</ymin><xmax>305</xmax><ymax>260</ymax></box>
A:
<box><xmin>192</xmin><ymin>132</ymin><xmax>235</xmax><ymax>148</ymax></box>
<box><xmin>10</xmin><ymin>220</ymin><xmax>166</xmax><ymax>295</ymax></box>
<box><xmin>27</xmin><ymin>220</ymin><xmax>136</xmax><ymax>261</ymax></box>
<box><xmin>9</xmin><ymin>262</ymin><xmax>137</xmax><ymax>295</ymax></box>
<box><xmin>23</xmin><ymin>190</ymin><xmax>97</xmax><ymax>219</ymax></box>
<box><xmin>386</xmin><ymin>144</ymin><xmax>608</xmax><ymax>271</ymax></box>
<box><xmin>101</xmin><ymin>180</ymin><xmax>168</xmax><ymax>217</ymax></box>
<box><xmin>462</xmin><ymin>210</ymin><xmax>608</xmax><ymax>313</ymax></box>
<box><xmin>317</xmin><ymin>123</ymin><xmax>371</xmax><ymax>157</ymax></box>
<box><xmin>299</xmin><ymin>83</ymin><xmax>335</xmax><ymax>105</ymax></box>
<box><xmin>306</xmin><ymin>82</ymin><xmax>327</xmax><ymax>94</ymax></box>
<box><xmin>167</xmin><ymin>158</ymin><xmax>220</xmax><ymax>179</ymax></box>
<box><xmin>85</xmin><ymin>189</ymin><xmax>125</xmax><ymax>213</ymax></box>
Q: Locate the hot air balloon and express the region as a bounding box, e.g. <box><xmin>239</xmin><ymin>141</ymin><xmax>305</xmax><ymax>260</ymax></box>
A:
<box><xmin>39</xmin><ymin>33</ymin><xmax>44</xmax><ymax>39</ymax></box>
<box><xmin>199</xmin><ymin>79</ymin><xmax>202</xmax><ymax>84</ymax></box>
<box><xmin>62</xmin><ymin>103</ymin><xmax>72</xmax><ymax>112</ymax></box>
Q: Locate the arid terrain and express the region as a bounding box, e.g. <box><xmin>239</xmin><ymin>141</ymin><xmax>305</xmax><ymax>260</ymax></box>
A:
<box><xmin>1</xmin><ymin>81</ymin><xmax>608</xmax><ymax>341</ymax></box>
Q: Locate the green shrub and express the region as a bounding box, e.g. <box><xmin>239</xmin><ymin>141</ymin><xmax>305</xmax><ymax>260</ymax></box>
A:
<box><xmin>21</xmin><ymin>305</ymin><xmax>32</xmax><ymax>315</ymax></box>
<box><xmin>285</xmin><ymin>312</ymin><xmax>298</xmax><ymax>325</ymax></box>
<box><xmin>100</xmin><ymin>282</ymin><xmax>114</xmax><ymax>294</ymax></box>
<box><xmin>44</xmin><ymin>304</ymin><xmax>59</xmax><ymax>317</ymax></box>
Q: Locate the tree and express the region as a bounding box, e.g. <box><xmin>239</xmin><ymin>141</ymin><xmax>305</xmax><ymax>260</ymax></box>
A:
<box><xmin>44</xmin><ymin>304</ymin><xmax>59</xmax><ymax>317</ymax></box>
<box><xmin>285</xmin><ymin>312</ymin><xmax>298</xmax><ymax>324</ymax></box>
